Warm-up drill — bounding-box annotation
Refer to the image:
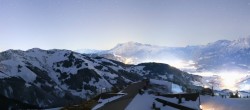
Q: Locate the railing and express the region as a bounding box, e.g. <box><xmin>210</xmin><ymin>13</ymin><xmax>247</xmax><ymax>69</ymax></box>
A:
<box><xmin>155</xmin><ymin>98</ymin><xmax>197</xmax><ymax>110</ymax></box>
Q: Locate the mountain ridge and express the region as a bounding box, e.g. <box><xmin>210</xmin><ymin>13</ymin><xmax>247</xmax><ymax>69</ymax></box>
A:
<box><xmin>0</xmin><ymin>48</ymin><xmax>202</xmax><ymax>108</ymax></box>
<box><xmin>79</xmin><ymin>37</ymin><xmax>250</xmax><ymax>72</ymax></box>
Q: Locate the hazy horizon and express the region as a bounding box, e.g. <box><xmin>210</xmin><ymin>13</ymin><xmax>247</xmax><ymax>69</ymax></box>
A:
<box><xmin>1</xmin><ymin>0</ymin><xmax>250</xmax><ymax>51</ymax></box>
<box><xmin>1</xmin><ymin>36</ymin><xmax>250</xmax><ymax>52</ymax></box>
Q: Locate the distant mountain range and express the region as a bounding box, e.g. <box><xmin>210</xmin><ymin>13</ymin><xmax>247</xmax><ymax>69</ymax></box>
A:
<box><xmin>0</xmin><ymin>49</ymin><xmax>201</xmax><ymax>108</ymax></box>
<box><xmin>77</xmin><ymin>37</ymin><xmax>250</xmax><ymax>72</ymax></box>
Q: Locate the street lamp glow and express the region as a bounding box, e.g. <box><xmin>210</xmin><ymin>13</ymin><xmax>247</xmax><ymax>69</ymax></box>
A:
<box><xmin>200</xmin><ymin>104</ymin><xmax>203</xmax><ymax>110</ymax></box>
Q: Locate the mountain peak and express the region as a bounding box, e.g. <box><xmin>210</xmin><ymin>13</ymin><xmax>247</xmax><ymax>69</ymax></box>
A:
<box><xmin>236</xmin><ymin>36</ymin><xmax>250</xmax><ymax>43</ymax></box>
<box><xmin>230</xmin><ymin>37</ymin><xmax>250</xmax><ymax>49</ymax></box>
<box><xmin>27</xmin><ymin>48</ymin><xmax>44</xmax><ymax>52</ymax></box>
<box><xmin>208</xmin><ymin>40</ymin><xmax>231</xmax><ymax>47</ymax></box>
<box><xmin>112</xmin><ymin>41</ymin><xmax>157</xmax><ymax>49</ymax></box>
<box><xmin>116</xmin><ymin>41</ymin><xmax>144</xmax><ymax>47</ymax></box>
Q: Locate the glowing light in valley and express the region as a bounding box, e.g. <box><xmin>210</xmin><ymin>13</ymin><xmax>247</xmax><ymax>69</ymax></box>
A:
<box><xmin>168</xmin><ymin>60</ymin><xmax>197</xmax><ymax>70</ymax></box>
<box><xmin>116</xmin><ymin>54</ymin><xmax>250</xmax><ymax>91</ymax></box>
<box><xmin>219</xmin><ymin>72</ymin><xmax>249</xmax><ymax>91</ymax></box>
<box><xmin>124</xmin><ymin>58</ymin><xmax>134</xmax><ymax>64</ymax></box>
<box><xmin>142</xmin><ymin>59</ymin><xmax>197</xmax><ymax>70</ymax></box>
<box><xmin>193</xmin><ymin>71</ymin><xmax>250</xmax><ymax>91</ymax></box>
<box><xmin>204</xmin><ymin>85</ymin><xmax>210</xmax><ymax>88</ymax></box>
<box><xmin>191</xmin><ymin>71</ymin><xmax>215</xmax><ymax>77</ymax></box>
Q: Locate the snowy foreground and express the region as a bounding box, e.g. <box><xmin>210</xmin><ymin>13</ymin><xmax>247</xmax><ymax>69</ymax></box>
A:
<box><xmin>91</xmin><ymin>79</ymin><xmax>250</xmax><ymax>110</ymax></box>
<box><xmin>125</xmin><ymin>93</ymin><xmax>250</xmax><ymax>110</ymax></box>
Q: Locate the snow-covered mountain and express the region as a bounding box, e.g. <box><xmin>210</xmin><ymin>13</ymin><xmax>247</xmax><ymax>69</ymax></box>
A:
<box><xmin>0</xmin><ymin>48</ymin><xmax>202</xmax><ymax>108</ymax></box>
<box><xmin>197</xmin><ymin>37</ymin><xmax>250</xmax><ymax>71</ymax></box>
<box><xmin>86</xmin><ymin>37</ymin><xmax>250</xmax><ymax>72</ymax></box>
<box><xmin>76</xmin><ymin>37</ymin><xmax>250</xmax><ymax>91</ymax></box>
<box><xmin>91</xmin><ymin>42</ymin><xmax>200</xmax><ymax>70</ymax></box>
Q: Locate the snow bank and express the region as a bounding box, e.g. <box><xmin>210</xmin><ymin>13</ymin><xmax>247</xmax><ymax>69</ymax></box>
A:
<box><xmin>125</xmin><ymin>93</ymin><xmax>177</xmax><ymax>110</ymax></box>
<box><xmin>92</xmin><ymin>94</ymin><xmax>125</xmax><ymax>110</ymax></box>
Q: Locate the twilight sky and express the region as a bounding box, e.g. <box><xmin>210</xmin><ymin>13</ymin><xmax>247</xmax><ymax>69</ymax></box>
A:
<box><xmin>0</xmin><ymin>0</ymin><xmax>250</xmax><ymax>51</ymax></box>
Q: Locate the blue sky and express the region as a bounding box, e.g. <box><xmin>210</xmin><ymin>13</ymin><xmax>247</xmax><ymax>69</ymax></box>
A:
<box><xmin>1</xmin><ymin>0</ymin><xmax>250</xmax><ymax>51</ymax></box>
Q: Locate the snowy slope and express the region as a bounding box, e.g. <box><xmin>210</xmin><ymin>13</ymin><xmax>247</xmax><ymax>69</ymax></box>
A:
<box><xmin>0</xmin><ymin>49</ymin><xmax>202</xmax><ymax>108</ymax></box>
<box><xmin>74</xmin><ymin>49</ymin><xmax>103</xmax><ymax>54</ymax></box>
